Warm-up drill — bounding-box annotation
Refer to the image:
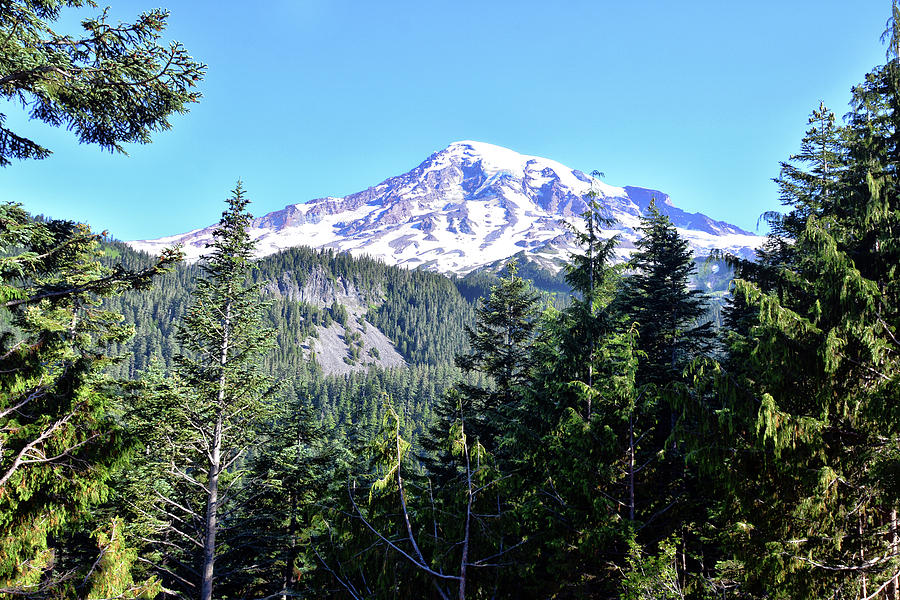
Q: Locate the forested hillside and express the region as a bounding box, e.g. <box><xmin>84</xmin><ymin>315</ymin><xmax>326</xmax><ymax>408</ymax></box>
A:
<box><xmin>97</xmin><ymin>242</ymin><xmax>488</xmax><ymax>443</ymax></box>
<box><xmin>99</xmin><ymin>239</ymin><xmax>726</xmax><ymax>449</ymax></box>
<box><xmin>102</xmin><ymin>243</ymin><xmax>478</xmax><ymax>374</ymax></box>
<box><xmin>2</xmin><ymin>2</ymin><xmax>900</xmax><ymax>599</ymax></box>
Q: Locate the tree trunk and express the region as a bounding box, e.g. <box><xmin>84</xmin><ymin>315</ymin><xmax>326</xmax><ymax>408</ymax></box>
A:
<box><xmin>282</xmin><ymin>490</ymin><xmax>298</xmax><ymax>600</ymax></box>
<box><xmin>859</xmin><ymin>513</ymin><xmax>867</xmax><ymax>599</ymax></box>
<box><xmin>459</xmin><ymin>418</ymin><xmax>472</xmax><ymax>600</ymax></box>
<box><xmin>891</xmin><ymin>508</ymin><xmax>899</xmax><ymax>600</ymax></box>
<box><xmin>200</xmin><ymin>296</ymin><xmax>231</xmax><ymax>600</ymax></box>
<box><xmin>629</xmin><ymin>412</ymin><xmax>635</xmax><ymax>522</ymax></box>
<box><xmin>200</xmin><ymin>414</ymin><xmax>222</xmax><ymax>600</ymax></box>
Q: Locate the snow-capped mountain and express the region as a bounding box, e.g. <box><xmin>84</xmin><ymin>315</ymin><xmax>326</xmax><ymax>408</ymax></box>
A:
<box><xmin>129</xmin><ymin>141</ymin><xmax>763</xmax><ymax>273</ymax></box>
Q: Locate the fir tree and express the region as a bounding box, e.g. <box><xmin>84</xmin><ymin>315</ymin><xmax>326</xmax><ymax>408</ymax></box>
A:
<box><xmin>622</xmin><ymin>200</ymin><xmax>711</xmax><ymax>387</ymax></box>
<box><xmin>214</xmin><ymin>383</ymin><xmax>336</xmax><ymax>599</ymax></box>
<box><xmin>493</xmin><ymin>193</ymin><xmax>642</xmax><ymax>598</ymax></box>
<box><xmin>562</xmin><ymin>172</ymin><xmax>621</xmax><ymax>409</ymax></box>
<box><xmin>618</xmin><ymin>201</ymin><xmax>715</xmax><ymax>596</ymax></box>
<box><xmin>684</xmin><ymin>10</ymin><xmax>900</xmax><ymax>596</ymax></box>
<box><xmin>129</xmin><ymin>184</ymin><xmax>276</xmax><ymax>600</ymax></box>
<box><xmin>426</xmin><ymin>259</ymin><xmax>540</xmax><ymax>462</ymax></box>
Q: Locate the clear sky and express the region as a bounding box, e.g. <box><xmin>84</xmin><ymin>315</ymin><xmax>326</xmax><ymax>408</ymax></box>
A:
<box><xmin>1</xmin><ymin>0</ymin><xmax>891</xmax><ymax>240</ymax></box>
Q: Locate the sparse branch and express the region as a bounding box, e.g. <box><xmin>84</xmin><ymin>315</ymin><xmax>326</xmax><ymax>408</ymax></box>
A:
<box><xmin>0</xmin><ymin>406</ymin><xmax>80</xmax><ymax>487</ymax></box>
<box><xmin>348</xmin><ymin>481</ymin><xmax>461</xmax><ymax>583</ymax></box>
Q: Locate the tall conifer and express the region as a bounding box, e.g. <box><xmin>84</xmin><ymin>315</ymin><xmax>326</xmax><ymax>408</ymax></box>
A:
<box><xmin>622</xmin><ymin>200</ymin><xmax>710</xmax><ymax>387</ymax></box>
<box><xmin>129</xmin><ymin>183</ymin><xmax>275</xmax><ymax>600</ymax></box>
<box><xmin>0</xmin><ymin>204</ymin><xmax>176</xmax><ymax>596</ymax></box>
<box><xmin>686</xmin><ymin>10</ymin><xmax>900</xmax><ymax>596</ymax></box>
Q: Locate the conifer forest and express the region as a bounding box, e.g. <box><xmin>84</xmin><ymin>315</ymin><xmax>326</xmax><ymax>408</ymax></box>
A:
<box><xmin>2</xmin><ymin>2</ymin><xmax>900</xmax><ymax>599</ymax></box>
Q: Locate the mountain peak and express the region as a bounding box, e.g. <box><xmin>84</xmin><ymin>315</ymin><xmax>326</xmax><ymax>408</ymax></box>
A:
<box><xmin>129</xmin><ymin>142</ymin><xmax>762</xmax><ymax>272</ymax></box>
<box><xmin>435</xmin><ymin>140</ymin><xmax>627</xmax><ymax>199</ymax></box>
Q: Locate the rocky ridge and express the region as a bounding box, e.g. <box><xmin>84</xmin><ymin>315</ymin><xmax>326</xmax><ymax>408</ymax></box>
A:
<box><xmin>263</xmin><ymin>265</ymin><xmax>405</xmax><ymax>375</ymax></box>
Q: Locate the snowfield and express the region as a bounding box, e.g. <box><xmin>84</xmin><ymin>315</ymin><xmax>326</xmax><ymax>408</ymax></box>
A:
<box><xmin>129</xmin><ymin>141</ymin><xmax>763</xmax><ymax>273</ymax></box>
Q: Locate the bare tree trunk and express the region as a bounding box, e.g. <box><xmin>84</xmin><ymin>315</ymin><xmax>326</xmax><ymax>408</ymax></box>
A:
<box><xmin>891</xmin><ymin>508</ymin><xmax>899</xmax><ymax>600</ymax></box>
<box><xmin>587</xmin><ymin>217</ymin><xmax>594</xmax><ymax>415</ymax></box>
<box><xmin>201</xmin><ymin>413</ymin><xmax>222</xmax><ymax>600</ymax></box>
<box><xmin>860</xmin><ymin>513</ymin><xmax>868</xmax><ymax>599</ymax></box>
<box><xmin>393</xmin><ymin>409</ymin><xmax>425</xmax><ymax>566</ymax></box>
<box><xmin>629</xmin><ymin>412</ymin><xmax>635</xmax><ymax>522</ymax></box>
<box><xmin>458</xmin><ymin>418</ymin><xmax>473</xmax><ymax>600</ymax></box>
<box><xmin>200</xmin><ymin>297</ymin><xmax>232</xmax><ymax>600</ymax></box>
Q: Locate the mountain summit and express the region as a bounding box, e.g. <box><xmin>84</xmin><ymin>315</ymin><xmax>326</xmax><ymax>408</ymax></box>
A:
<box><xmin>129</xmin><ymin>141</ymin><xmax>762</xmax><ymax>272</ymax></box>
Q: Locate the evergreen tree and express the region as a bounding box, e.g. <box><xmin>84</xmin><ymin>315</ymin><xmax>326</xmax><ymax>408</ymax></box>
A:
<box><xmin>404</xmin><ymin>261</ymin><xmax>542</xmax><ymax>597</ymax></box>
<box><xmin>684</xmin><ymin>11</ymin><xmax>900</xmax><ymax>597</ymax></box>
<box><xmin>0</xmin><ymin>0</ymin><xmax>205</xmax><ymax>165</ymax></box>
<box><xmin>562</xmin><ymin>173</ymin><xmax>621</xmax><ymax>409</ymax></box>
<box><xmin>494</xmin><ymin>193</ymin><xmax>641</xmax><ymax>598</ymax></box>
<box><xmin>622</xmin><ymin>200</ymin><xmax>711</xmax><ymax>387</ymax></box>
<box><xmin>214</xmin><ymin>383</ymin><xmax>337</xmax><ymax>599</ymax></box>
<box><xmin>338</xmin><ymin>396</ymin><xmax>512</xmax><ymax>600</ymax></box>
<box><xmin>424</xmin><ymin>259</ymin><xmax>540</xmax><ymax>465</ymax></box>
<box><xmin>617</xmin><ymin>201</ymin><xmax>715</xmax><ymax>597</ymax></box>
<box><xmin>128</xmin><ymin>184</ymin><xmax>276</xmax><ymax>600</ymax></box>
<box><xmin>0</xmin><ymin>203</ymin><xmax>176</xmax><ymax>596</ymax></box>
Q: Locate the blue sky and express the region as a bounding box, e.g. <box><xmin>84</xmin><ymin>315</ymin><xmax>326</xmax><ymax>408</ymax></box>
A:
<box><xmin>1</xmin><ymin>0</ymin><xmax>891</xmax><ymax>240</ymax></box>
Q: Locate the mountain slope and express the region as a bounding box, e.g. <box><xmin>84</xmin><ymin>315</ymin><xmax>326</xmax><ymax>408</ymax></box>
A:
<box><xmin>100</xmin><ymin>244</ymin><xmax>478</xmax><ymax>378</ymax></box>
<box><xmin>130</xmin><ymin>141</ymin><xmax>762</xmax><ymax>273</ymax></box>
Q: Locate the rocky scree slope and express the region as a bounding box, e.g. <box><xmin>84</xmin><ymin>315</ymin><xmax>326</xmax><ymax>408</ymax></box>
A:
<box><xmin>263</xmin><ymin>265</ymin><xmax>405</xmax><ymax>375</ymax></box>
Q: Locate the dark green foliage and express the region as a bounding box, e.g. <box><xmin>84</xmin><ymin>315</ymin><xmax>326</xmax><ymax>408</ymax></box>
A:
<box><xmin>15</xmin><ymin>11</ymin><xmax>900</xmax><ymax>596</ymax></box>
<box><xmin>214</xmin><ymin>384</ymin><xmax>337</xmax><ymax>599</ymax></box>
<box><xmin>507</xmin><ymin>255</ymin><xmax>572</xmax><ymax>295</ymax></box>
<box><xmin>126</xmin><ymin>184</ymin><xmax>277</xmax><ymax>600</ymax></box>
<box><xmin>616</xmin><ymin>202</ymin><xmax>718</xmax><ymax>598</ymax></box>
<box><xmin>477</xmin><ymin>196</ymin><xmax>640</xmax><ymax>598</ymax></box>
<box><xmin>98</xmin><ymin>244</ymin><xmax>476</xmax><ymax>447</ymax></box>
<box><xmin>367</xmin><ymin>266</ymin><xmax>474</xmax><ymax>366</ymax></box>
<box><xmin>0</xmin><ymin>1</ymin><xmax>205</xmax><ymax>165</ymax></box>
<box><xmin>404</xmin><ymin>262</ymin><xmax>543</xmax><ymax>597</ymax></box>
<box><xmin>452</xmin><ymin>269</ymin><xmax>499</xmax><ymax>303</ymax></box>
<box><xmin>681</xmin><ymin>11</ymin><xmax>900</xmax><ymax>598</ymax></box>
<box><xmin>252</xmin><ymin>245</ymin><xmax>475</xmax><ymax>367</ymax></box>
<box><xmin>434</xmin><ymin>260</ymin><xmax>540</xmax><ymax>459</ymax></box>
<box><xmin>332</xmin><ymin>301</ymin><xmax>349</xmax><ymax>327</ymax></box>
<box><xmin>102</xmin><ymin>243</ymin><xmax>478</xmax><ymax>379</ymax></box>
<box><xmin>454</xmin><ymin>256</ymin><xmax>572</xmax><ymax>303</ymax></box>
<box><xmin>0</xmin><ymin>203</ymin><xmax>173</xmax><ymax>595</ymax></box>
<box><xmin>621</xmin><ymin>200</ymin><xmax>711</xmax><ymax>387</ymax></box>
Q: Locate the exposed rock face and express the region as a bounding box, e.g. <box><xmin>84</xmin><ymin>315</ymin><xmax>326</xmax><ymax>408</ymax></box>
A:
<box><xmin>263</xmin><ymin>266</ymin><xmax>405</xmax><ymax>375</ymax></box>
<box><xmin>263</xmin><ymin>266</ymin><xmax>370</xmax><ymax>309</ymax></box>
<box><xmin>129</xmin><ymin>141</ymin><xmax>763</xmax><ymax>272</ymax></box>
